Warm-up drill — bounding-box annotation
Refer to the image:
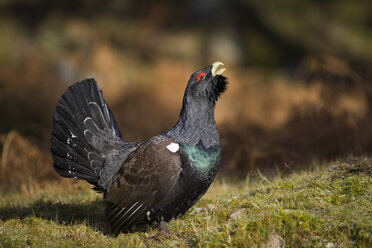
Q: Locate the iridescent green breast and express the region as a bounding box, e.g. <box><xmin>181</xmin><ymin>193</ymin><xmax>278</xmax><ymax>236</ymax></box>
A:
<box><xmin>181</xmin><ymin>143</ymin><xmax>221</xmax><ymax>176</ymax></box>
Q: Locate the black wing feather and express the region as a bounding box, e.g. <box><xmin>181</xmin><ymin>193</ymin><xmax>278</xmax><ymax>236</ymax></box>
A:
<box><xmin>105</xmin><ymin>136</ymin><xmax>182</xmax><ymax>234</ymax></box>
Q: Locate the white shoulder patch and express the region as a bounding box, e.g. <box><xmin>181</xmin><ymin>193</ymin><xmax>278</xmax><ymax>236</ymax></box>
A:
<box><xmin>166</xmin><ymin>142</ymin><xmax>179</xmax><ymax>153</ymax></box>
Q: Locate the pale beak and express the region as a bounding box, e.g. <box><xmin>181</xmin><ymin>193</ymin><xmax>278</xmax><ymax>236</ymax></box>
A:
<box><xmin>211</xmin><ymin>62</ymin><xmax>226</xmax><ymax>76</ymax></box>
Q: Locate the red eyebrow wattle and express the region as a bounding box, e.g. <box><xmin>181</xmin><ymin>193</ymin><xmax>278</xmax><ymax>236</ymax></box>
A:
<box><xmin>197</xmin><ymin>72</ymin><xmax>207</xmax><ymax>82</ymax></box>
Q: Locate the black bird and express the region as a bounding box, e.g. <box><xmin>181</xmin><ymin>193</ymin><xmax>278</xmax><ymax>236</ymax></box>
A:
<box><xmin>51</xmin><ymin>62</ymin><xmax>228</xmax><ymax>234</ymax></box>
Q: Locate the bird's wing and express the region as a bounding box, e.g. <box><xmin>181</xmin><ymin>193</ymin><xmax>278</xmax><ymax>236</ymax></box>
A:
<box><xmin>105</xmin><ymin>136</ymin><xmax>182</xmax><ymax>233</ymax></box>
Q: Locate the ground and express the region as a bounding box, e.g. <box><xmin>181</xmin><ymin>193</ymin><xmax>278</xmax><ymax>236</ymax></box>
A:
<box><xmin>0</xmin><ymin>157</ymin><xmax>371</xmax><ymax>247</ymax></box>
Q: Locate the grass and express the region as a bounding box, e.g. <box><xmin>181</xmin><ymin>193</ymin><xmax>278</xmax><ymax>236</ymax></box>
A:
<box><xmin>0</xmin><ymin>157</ymin><xmax>371</xmax><ymax>247</ymax></box>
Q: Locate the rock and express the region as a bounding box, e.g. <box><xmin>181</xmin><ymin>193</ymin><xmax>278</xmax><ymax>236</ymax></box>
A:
<box><xmin>229</xmin><ymin>208</ymin><xmax>244</xmax><ymax>220</ymax></box>
<box><xmin>264</xmin><ymin>233</ymin><xmax>285</xmax><ymax>248</ymax></box>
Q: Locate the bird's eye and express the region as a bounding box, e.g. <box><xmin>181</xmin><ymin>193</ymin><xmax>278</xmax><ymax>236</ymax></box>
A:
<box><xmin>196</xmin><ymin>72</ymin><xmax>207</xmax><ymax>82</ymax></box>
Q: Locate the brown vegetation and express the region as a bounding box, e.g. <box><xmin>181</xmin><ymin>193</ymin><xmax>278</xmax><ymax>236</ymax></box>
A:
<box><xmin>0</xmin><ymin>131</ymin><xmax>61</xmax><ymax>190</ymax></box>
<box><xmin>0</xmin><ymin>53</ymin><xmax>371</xmax><ymax>190</ymax></box>
<box><xmin>0</xmin><ymin>1</ymin><xmax>371</xmax><ymax>190</ymax></box>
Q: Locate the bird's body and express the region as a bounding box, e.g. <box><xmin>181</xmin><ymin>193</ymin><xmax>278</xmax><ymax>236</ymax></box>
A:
<box><xmin>51</xmin><ymin>62</ymin><xmax>227</xmax><ymax>234</ymax></box>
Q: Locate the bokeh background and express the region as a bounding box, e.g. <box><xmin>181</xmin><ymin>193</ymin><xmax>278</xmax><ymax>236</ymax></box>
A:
<box><xmin>0</xmin><ymin>0</ymin><xmax>371</xmax><ymax>189</ymax></box>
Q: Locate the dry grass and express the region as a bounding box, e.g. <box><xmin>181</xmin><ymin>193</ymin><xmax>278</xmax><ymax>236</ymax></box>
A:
<box><xmin>0</xmin><ymin>131</ymin><xmax>64</xmax><ymax>191</ymax></box>
<box><xmin>0</xmin><ymin>51</ymin><xmax>371</xmax><ymax>184</ymax></box>
<box><xmin>0</xmin><ymin>18</ymin><xmax>371</xmax><ymax>181</ymax></box>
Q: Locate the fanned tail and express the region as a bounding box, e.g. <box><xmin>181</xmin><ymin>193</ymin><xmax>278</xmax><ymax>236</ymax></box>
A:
<box><xmin>51</xmin><ymin>78</ymin><xmax>124</xmax><ymax>188</ymax></box>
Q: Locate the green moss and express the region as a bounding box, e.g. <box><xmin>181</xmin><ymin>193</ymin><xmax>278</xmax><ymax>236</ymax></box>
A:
<box><xmin>0</xmin><ymin>157</ymin><xmax>371</xmax><ymax>247</ymax></box>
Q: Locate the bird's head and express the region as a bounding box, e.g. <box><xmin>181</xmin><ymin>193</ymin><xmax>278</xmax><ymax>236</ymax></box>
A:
<box><xmin>185</xmin><ymin>62</ymin><xmax>228</xmax><ymax>105</ymax></box>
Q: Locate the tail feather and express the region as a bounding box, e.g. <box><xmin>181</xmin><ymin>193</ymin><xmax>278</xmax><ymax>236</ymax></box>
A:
<box><xmin>84</xmin><ymin>117</ymin><xmax>122</xmax><ymax>154</ymax></box>
<box><xmin>53</xmin><ymin>155</ymin><xmax>97</xmax><ymax>181</ymax></box>
<box><xmin>51</xmin><ymin>138</ymin><xmax>90</xmax><ymax>167</ymax></box>
<box><xmin>51</xmin><ymin>78</ymin><xmax>124</xmax><ymax>188</ymax></box>
<box><xmin>52</xmin><ymin>113</ymin><xmax>92</xmax><ymax>158</ymax></box>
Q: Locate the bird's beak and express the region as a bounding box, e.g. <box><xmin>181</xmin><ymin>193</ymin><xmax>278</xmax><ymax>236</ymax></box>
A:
<box><xmin>211</xmin><ymin>62</ymin><xmax>226</xmax><ymax>77</ymax></box>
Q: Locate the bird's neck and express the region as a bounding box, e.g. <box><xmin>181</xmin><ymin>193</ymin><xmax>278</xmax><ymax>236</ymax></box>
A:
<box><xmin>166</xmin><ymin>97</ymin><xmax>220</xmax><ymax>148</ymax></box>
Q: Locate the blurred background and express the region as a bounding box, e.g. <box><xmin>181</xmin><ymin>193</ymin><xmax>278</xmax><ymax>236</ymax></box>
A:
<box><xmin>0</xmin><ymin>0</ymin><xmax>371</xmax><ymax>189</ymax></box>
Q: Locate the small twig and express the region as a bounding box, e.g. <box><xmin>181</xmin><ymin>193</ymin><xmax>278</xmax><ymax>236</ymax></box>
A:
<box><xmin>250</xmin><ymin>201</ymin><xmax>261</xmax><ymax>209</ymax></box>
<box><xmin>256</xmin><ymin>169</ymin><xmax>272</xmax><ymax>185</ymax></box>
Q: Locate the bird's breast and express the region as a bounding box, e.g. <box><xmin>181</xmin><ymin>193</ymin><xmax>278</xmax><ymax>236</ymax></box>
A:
<box><xmin>180</xmin><ymin>143</ymin><xmax>221</xmax><ymax>181</ymax></box>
